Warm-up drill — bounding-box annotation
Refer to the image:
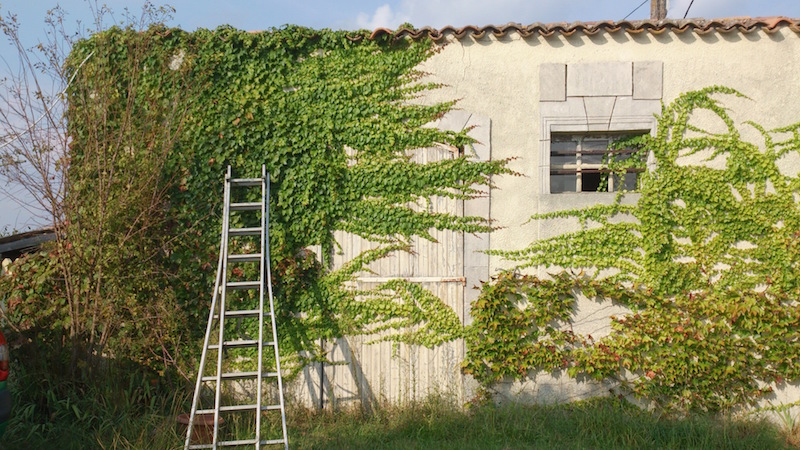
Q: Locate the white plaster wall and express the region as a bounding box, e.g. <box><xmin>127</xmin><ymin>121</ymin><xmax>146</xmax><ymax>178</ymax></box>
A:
<box><xmin>418</xmin><ymin>27</ymin><xmax>800</xmax><ymax>409</ymax></box>
<box><xmin>419</xmin><ymin>27</ymin><xmax>800</xmax><ymax>273</ymax></box>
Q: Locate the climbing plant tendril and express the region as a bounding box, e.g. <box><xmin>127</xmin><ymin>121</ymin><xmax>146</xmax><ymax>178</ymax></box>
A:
<box><xmin>464</xmin><ymin>87</ymin><xmax>800</xmax><ymax>412</ymax></box>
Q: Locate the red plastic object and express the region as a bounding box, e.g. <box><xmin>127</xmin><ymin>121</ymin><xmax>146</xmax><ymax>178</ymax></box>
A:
<box><xmin>0</xmin><ymin>331</ymin><xmax>9</xmax><ymax>382</ymax></box>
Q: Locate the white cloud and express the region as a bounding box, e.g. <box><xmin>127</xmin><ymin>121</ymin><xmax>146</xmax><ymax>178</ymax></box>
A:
<box><xmin>356</xmin><ymin>4</ymin><xmax>410</xmax><ymax>30</ymax></box>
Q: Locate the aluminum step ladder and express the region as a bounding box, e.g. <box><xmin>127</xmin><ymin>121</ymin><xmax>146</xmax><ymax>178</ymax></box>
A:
<box><xmin>185</xmin><ymin>165</ymin><xmax>288</xmax><ymax>450</ymax></box>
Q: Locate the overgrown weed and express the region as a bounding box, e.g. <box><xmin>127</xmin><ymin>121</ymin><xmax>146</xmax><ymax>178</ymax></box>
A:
<box><xmin>0</xmin><ymin>388</ymin><xmax>794</xmax><ymax>449</ymax></box>
<box><xmin>1</xmin><ymin>360</ymin><xmax>190</xmax><ymax>449</ymax></box>
<box><xmin>291</xmin><ymin>395</ymin><xmax>793</xmax><ymax>450</ymax></box>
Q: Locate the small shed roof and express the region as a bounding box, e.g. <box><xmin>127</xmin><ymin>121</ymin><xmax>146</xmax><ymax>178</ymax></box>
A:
<box><xmin>0</xmin><ymin>228</ymin><xmax>55</xmax><ymax>260</ymax></box>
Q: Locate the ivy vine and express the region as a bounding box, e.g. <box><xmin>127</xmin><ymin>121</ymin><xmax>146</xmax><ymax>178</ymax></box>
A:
<box><xmin>464</xmin><ymin>87</ymin><xmax>800</xmax><ymax>412</ymax></box>
<box><xmin>0</xmin><ymin>23</ymin><xmax>511</xmax><ymax>380</ymax></box>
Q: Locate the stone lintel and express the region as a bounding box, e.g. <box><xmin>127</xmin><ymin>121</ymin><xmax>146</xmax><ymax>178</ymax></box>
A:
<box><xmin>567</xmin><ymin>62</ymin><xmax>632</xmax><ymax>97</ymax></box>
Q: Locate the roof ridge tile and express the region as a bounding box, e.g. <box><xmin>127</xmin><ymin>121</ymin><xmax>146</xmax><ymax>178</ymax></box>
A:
<box><xmin>368</xmin><ymin>17</ymin><xmax>800</xmax><ymax>41</ymax></box>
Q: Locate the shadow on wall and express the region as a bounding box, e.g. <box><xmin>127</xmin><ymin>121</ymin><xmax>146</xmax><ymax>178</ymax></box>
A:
<box><xmin>297</xmin><ymin>337</ymin><xmax>377</xmax><ymax>411</ymax></box>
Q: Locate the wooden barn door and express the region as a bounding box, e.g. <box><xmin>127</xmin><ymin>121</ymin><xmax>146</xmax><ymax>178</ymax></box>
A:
<box><xmin>291</xmin><ymin>111</ymin><xmax>490</xmax><ymax>409</ymax></box>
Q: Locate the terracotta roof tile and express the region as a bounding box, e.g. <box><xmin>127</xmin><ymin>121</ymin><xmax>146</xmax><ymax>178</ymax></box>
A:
<box><xmin>364</xmin><ymin>17</ymin><xmax>800</xmax><ymax>42</ymax></box>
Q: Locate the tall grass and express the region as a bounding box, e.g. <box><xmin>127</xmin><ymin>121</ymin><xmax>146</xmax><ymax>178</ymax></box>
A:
<box><xmin>0</xmin><ymin>362</ymin><xmax>189</xmax><ymax>449</ymax></box>
<box><xmin>291</xmin><ymin>396</ymin><xmax>794</xmax><ymax>450</ymax></box>
<box><xmin>0</xmin><ymin>384</ymin><xmax>794</xmax><ymax>449</ymax></box>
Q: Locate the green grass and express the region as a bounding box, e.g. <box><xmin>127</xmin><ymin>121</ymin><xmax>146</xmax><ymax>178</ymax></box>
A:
<box><xmin>0</xmin><ymin>390</ymin><xmax>794</xmax><ymax>449</ymax></box>
<box><xmin>290</xmin><ymin>396</ymin><xmax>793</xmax><ymax>450</ymax></box>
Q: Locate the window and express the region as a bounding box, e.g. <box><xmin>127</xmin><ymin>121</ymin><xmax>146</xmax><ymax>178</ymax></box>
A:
<box><xmin>549</xmin><ymin>132</ymin><xmax>645</xmax><ymax>193</ymax></box>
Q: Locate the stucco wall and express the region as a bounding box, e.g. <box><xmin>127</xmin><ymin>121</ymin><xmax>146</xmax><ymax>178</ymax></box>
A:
<box><xmin>420</xmin><ymin>26</ymin><xmax>800</xmax><ymax>272</ymax></box>
<box><xmin>416</xmin><ymin>27</ymin><xmax>800</xmax><ymax>408</ymax></box>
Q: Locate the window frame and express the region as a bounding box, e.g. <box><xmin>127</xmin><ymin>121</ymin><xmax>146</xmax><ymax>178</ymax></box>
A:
<box><xmin>538</xmin><ymin>114</ymin><xmax>657</xmax><ymax>195</ymax></box>
<box><xmin>549</xmin><ymin>132</ymin><xmax>647</xmax><ymax>193</ymax></box>
<box><xmin>537</xmin><ymin>61</ymin><xmax>662</xmax><ymax>195</ymax></box>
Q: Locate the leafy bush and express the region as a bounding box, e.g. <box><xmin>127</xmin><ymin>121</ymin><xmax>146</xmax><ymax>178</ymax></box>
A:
<box><xmin>0</xmin><ymin>14</ymin><xmax>509</xmax><ymax>389</ymax></box>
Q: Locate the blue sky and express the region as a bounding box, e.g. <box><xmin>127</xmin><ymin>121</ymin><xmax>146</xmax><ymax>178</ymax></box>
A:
<box><xmin>5</xmin><ymin>1</ymin><xmax>800</xmax><ymax>35</ymax></box>
<box><xmin>1</xmin><ymin>0</ymin><xmax>800</xmax><ymax>231</ymax></box>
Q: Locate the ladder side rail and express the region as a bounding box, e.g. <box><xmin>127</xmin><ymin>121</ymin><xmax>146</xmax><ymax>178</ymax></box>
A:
<box><xmin>254</xmin><ymin>165</ymin><xmax>266</xmax><ymax>448</ymax></box>
<box><xmin>213</xmin><ymin>166</ymin><xmax>234</xmax><ymax>448</ymax></box>
<box><xmin>184</xmin><ymin>230</ymin><xmax>226</xmax><ymax>450</ymax></box>
<box><xmin>265</xmin><ymin>171</ymin><xmax>289</xmax><ymax>449</ymax></box>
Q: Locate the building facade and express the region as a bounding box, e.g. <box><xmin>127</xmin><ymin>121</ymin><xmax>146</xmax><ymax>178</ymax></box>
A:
<box><xmin>290</xmin><ymin>17</ymin><xmax>800</xmax><ymax>410</ymax></box>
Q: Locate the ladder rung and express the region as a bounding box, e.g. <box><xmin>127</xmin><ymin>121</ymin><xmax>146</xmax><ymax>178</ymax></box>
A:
<box><xmin>230</xmin><ymin>177</ymin><xmax>262</xmax><ymax>187</ymax></box>
<box><xmin>207</xmin><ymin>340</ymin><xmax>255</xmax><ymax>350</ymax></box>
<box><xmin>196</xmin><ymin>404</ymin><xmax>259</xmax><ymax>414</ymax></box>
<box><xmin>226</xmin><ymin>280</ymin><xmax>260</xmax><ymax>290</ymax></box>
<box><xmin>228</xmin><ymin>253</ymin><xmax>262</xmax><ymax>263</ymax></box>
<box><xmin>188</xmin><ymin>445</ymin><xmax>214</xmax><ymax>450</ymax></box>
<box><xmin>214</xmin><ymin>439</ymin><xmax>288</xmax><ymax>447</ymax></box>
<box><xmin>230</xmin><ymin>202</ymin><xmax>262</xmax><ymax>211</ymax></box>
<box><xmin>202</xmin><ymin>371</ymin><xmax>279</xmax><ymax>382</ymax></box>
<box><xmin>222</xmin><ymin>404</ymin><xmax>257</xmax><ymax>412</ymax></box>
<box><xmin>218</xmin><ymin>439</ymin><xmax>258</xmax><ymax>447</ymax></box>
<box><xmin>215</xmin><ymin>309</ymin><xmax>264</xmax><ymax>319</ymax></box>
<box><xmin>194</xmin><ymin>404</ymin><xmax>282</xmax><ymax>413</ymax></box>
<box><xmin>208</xmin><ymin>339</ymin><xmax>275</xmax><ymax>350</ymax></box>
<box><xmin>229</xmin><ymin>227</ymin><xmax>261</xmax><ymax>236</ymax></box>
